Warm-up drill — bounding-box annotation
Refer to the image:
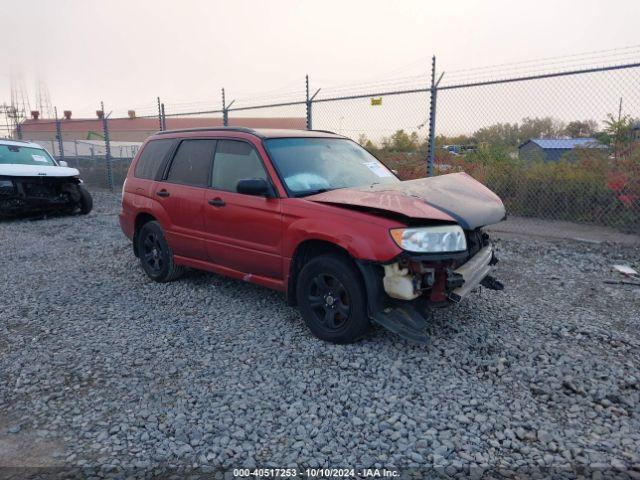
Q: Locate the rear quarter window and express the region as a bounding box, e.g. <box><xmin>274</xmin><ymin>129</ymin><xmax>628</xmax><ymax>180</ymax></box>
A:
<box><xmin>134</xmin><ymin>139</ymin><xmax>176</xmax><ymax>180</ymax></box>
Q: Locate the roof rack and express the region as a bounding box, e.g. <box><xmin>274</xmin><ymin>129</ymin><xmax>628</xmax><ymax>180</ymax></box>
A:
<box><xmin>309</xmin><ymin>129</ymin><xmax>338</xmax><ymax>135</ymax></box>
<box><xmin>155</xmin><ymin>127</ymin><xmax>259</xmax><ymax>136</ymax></box>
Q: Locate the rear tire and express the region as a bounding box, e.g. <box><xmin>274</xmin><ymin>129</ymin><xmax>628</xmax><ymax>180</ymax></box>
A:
<box><xmin>137</xmin><ymin>221</ymin><xmax>184</xmax><ymax>282</ymax></box>
<box><xmin>296</xmin><ymin>254</ymin><xmax>369</xmax><ymax>343</ymax></box>
<box><xmin>78</xmin><ymin>185</ymin><xmax>93</xmax><ymax>215</ymax></box>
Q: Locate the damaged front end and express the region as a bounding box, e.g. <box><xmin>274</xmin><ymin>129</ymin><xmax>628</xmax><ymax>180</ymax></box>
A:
<box><xmin>356</xmin><ymin>228</ymin><xmax>504</xmax><ymax>343</ymax></box>
<box><xmin>0</xmin><ymin>176</ymin><xmax>86</xmax><ymax>218</ymax></box>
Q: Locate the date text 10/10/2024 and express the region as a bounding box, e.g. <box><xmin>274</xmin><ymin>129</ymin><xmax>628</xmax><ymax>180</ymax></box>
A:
<box><xmin>233</xmin><ymin>468</ymin><xmax>400</xmax><ymax>478</ymax></box>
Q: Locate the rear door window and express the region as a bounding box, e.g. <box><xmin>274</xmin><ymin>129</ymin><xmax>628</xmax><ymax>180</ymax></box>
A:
<box><xmin>134</xmin><ymin>139</ymin><xmax>176</xmax><ymax>180</ymax></box>
<box><xmin>211</xmin><ymin>140</ymin><xmax>268</xmax><ymax>192</ymax></box>
<box><xmin>165</xmin><ymin>139</ymin><xmax>216</xmax><ymax>187</ymax></box>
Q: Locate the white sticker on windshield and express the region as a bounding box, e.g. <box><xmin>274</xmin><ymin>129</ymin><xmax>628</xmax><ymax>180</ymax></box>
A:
<box><xmin>32</xmin><ymin>154</ymin><xmax>49</xmax><ymax>163</ymax></box>
<box><xmin>363</xmin><ymin>161</ymin><xmax>393</xmax><ymax>178</ymax></box>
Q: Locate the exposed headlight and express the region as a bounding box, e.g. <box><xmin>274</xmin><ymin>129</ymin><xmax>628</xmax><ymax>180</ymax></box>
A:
<box><xmin>390</xmin><ymin>225</ymin><xmax>467</xmax><ymax>253</ymax></box>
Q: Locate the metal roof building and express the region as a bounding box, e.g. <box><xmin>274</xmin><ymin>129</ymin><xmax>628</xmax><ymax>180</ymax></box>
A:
<box><xmin>518</xmin><ymin>138</ymin><xmax>607</xmax><ymax>162</ymax></box>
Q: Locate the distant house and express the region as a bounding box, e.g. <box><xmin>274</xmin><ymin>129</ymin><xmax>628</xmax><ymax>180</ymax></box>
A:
<box><xmin>518</xmin><ymin>138</ymin><xmax>607</xmax><ymax>162</ymax></box>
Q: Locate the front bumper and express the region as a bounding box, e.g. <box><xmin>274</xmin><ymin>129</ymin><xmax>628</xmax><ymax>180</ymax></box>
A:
<box><xmin>355</xmin><ymin>241</ymin><xmax>502</xmax><ymax>344</ymax></box>
<box><xmin>0</xmin><ymin>176</ymin><xmax>83</xmax><ymax>217</ymax></box>
<box><xmin>448</xmin><ymin>245</ymin><xmax>494</xmax><ymax>303</ymax></box>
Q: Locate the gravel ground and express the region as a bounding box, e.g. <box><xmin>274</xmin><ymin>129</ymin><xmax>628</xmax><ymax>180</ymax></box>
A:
<box><xmin>0</xmin><ymin>191</ymin><xmax>639</xmax><ymax>478</ymax></box>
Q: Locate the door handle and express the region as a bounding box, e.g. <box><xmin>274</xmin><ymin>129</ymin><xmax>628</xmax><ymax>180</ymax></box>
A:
<box><xmin>156</xmin><ymin>189</ymin><xmax>170</xmax><ymax>198</ymax></box>
<box><xmin>208</xmin><ymin>197</ymin><xmax>226</xmax><ymax>207</ymax></box>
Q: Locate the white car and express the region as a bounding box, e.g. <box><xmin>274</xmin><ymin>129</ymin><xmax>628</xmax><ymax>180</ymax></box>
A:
<box><xmin>0</xmin><ymin>139</ymin><xmax>93</xmax><ymax>218</ymax></box>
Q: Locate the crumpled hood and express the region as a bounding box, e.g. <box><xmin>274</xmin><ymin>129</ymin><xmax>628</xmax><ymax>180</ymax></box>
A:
<box><xmin>306</xmin><ymin>172</ymin><xmax>506</xmax><ymax>229</ymax></box>
<box><xmin>0</xmin><ymin>164</ymin><xmax>80</xmax><ymax>178</ymax></box>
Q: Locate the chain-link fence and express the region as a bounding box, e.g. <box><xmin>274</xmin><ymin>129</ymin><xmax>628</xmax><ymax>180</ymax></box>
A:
<box><xmin>9</xmin><ymin>53</ymin><xmax>640</xmax><ymax>233</ymax></box>
<box><xmin>431</xmin><ymin>63</ymin><xmax>640</xmax><ymax>233</ymax></box>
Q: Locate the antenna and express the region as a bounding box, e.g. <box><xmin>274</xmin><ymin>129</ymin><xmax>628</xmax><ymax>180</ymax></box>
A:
<box><xmin>35</xmin><ymin>78</ymin><xmax>53</xmax><ymax>118</ymax></box>
<box><xmin>3</xmin><ymin>73</ymin><xmax>31</xmax><ymax>137</ymax></box>
<box><xmin>10</xmin><ymin>74</ymin><xmax>31</xmax><ymax>121</ymax></box>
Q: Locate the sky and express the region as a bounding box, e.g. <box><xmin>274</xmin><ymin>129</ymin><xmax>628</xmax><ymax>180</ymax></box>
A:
<box><xmin>1</xmin><ymin>0</ymin><xmax>640</xmax><ymax>128</ymax></box>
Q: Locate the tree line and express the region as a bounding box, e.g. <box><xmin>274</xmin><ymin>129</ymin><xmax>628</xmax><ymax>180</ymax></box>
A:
<box><xmin>358</xmin><ymin>115</ymin><xmax>638</xmax><ymax>154</ymax></box>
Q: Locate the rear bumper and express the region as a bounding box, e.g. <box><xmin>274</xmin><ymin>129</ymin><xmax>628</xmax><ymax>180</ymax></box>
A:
<box><xmin>448</xmin><ymin>245</ymin><xmax>494</xmax><ymax>303</ymax></box>
<box><xmin>119</xmin><ymin>210</ymin><xmax>135</xmax><ymax>241</ymax></box>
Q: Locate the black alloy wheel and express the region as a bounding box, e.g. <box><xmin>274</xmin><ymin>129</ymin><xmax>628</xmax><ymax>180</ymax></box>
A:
<box><xmin>307</xmin><ymin>273</ymin><xmax>351</xmax><ymax>331</ymax></box>
<box><xmin>136</xmin><ymin>221</ymin><xmax>184</xmax><ymax>282</ymax></box>
<box><xmin>142</xmin><ymin>229</ymin><xmax>164</xmax><ymax>276</ymax></box>
<box><xmin>296</xmin><ymin>254</ymin><xmax>370</xmax><ymax>343</ymax></box>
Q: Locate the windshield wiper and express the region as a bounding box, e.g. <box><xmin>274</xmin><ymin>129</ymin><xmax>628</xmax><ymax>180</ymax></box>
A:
<box><xmin>294</xmin><ymin>188</ymin><xmax>333</xmax><ymax>197</ymax></box>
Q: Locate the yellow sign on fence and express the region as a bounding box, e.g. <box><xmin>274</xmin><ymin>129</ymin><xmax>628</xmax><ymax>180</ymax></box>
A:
<box><xmin>371</xmin><ymin>97</ymin><xmax>382</xmax><ymax>106</ymax></box>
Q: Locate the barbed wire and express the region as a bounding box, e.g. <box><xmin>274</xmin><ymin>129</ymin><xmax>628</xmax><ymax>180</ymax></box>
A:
<box><xmin>442</xmin><ymin>49</ymin><xmax>640</xmax><ymax>85</ymax></box>
<box><xmin>3</xmin><ymin>44</ymin><xmax>640</xmax><ymax>126</ymax></box>
<box><xmin>444</xmin><ymin>44</ymin><xmax>640</xmax><ymax>75</ymax></box>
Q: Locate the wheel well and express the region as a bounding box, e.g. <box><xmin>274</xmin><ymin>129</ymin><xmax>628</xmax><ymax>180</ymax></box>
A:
<box><xmin>286</xmin><ymin>240</ymin><xmax>353</xmax><ymax>306</ymax></box>
<box><xmin>132</xmin><ymin>213</ymin><xmax>156</xmax><ymax>257</ymax></box>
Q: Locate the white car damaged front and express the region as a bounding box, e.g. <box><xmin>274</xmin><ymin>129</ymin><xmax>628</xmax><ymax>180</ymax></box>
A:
<box><xmin>0</xmin><ymin>139</ymin><xmax>93</xmax><ymax>218</ymax></box>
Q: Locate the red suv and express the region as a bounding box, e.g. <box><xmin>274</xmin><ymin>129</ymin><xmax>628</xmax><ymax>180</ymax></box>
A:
<box><xmin>120</xmin><ymin>128</ymin><xmax>505</xmax><ymax>343</ymax></box>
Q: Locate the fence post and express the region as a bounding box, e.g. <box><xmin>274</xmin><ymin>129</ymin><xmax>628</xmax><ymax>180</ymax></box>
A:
<box><xmin>222</xmin><ymin>88</ymin><xmax>228</xmax><ymax>126</ymax></box>
<box><xmin>16</xmin><ymin>122</ymin><xmax>23</xmax><ymax>140</ymax></box>
<box><xmin>157</xmin><ymin>96</ymin><xmax>164</xmax><ymax>131</ymax></box>
<box><xmin>54</xmin><ymin>107</ymin><xmax>65</xmax><ymax>161</ymax></box>
<box><xmin>161</xmin><ymin>103</ymin><xmax>166</xmax><ymax>130</ymax></box>
<box><xmin>101</xmin><ymin>101</ymin><xmax>114</xmax><ymax>192</ymax></box>
<box><xmin>426</xmin><ymin>56</ymin><xmax>437</xmax><ymax>177</ymax></box>
<box><xmin>305</xmin><ymin>76</ymin><xmax>321</xmax><ymax>131</ymax></box>
<box><xmin>306</xmin><ymin>75</ymin><xmax>311</xmax><ymax>130</ymax></box>
<box><xmin>426</xmin><ymin>56</ymin><xmax>445</xmax><ymax>177</ymax></box>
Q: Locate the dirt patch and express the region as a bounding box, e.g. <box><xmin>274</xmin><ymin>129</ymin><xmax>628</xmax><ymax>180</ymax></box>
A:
<box><xmin>0</xmin><ymin>418</ymin><xmax>64</xmax><ymax>468</ymax></box>
<box><xmin>488</xmin><ymin>215</ymin><xmax>640</xmax><ymax>245</ymax></box>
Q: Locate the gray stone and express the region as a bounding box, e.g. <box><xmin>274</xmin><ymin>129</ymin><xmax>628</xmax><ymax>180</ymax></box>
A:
<box><xmin>1</xmin><ymin>192</ymin><xmax>638</xmax><ymax>473</ymax></box>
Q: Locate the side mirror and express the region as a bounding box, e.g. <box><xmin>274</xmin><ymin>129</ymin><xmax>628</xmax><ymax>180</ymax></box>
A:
<box><xmin>237</xmin><ymin>178</ymin><xmax>273</xmax><ymax>197</ymax></box>
<box><xmin>59</xmin><ymin>160</ymin><xmax>68</xmax><ymax>167</ymax></box>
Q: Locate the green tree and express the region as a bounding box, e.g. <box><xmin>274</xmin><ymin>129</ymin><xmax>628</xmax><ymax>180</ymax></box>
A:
<box><xmin>562</xmin><ymin>120</ymin><xmax>598</xmax><ymax>138</ymax></box>
<box><xmin>471</xmin><ymin>117</ymin><xmax>565</xmax><ymax>150</ymax></box>
<box><xmin>473</xmin><ymin>122</ymin><xmax>520</xmax><ymax>148</ymax></box>
<box><xmin>603</xmin><ymin>113</ymin><xmax>634</xmax><ymax>158</ymax></box>
<box><xmin>358</xmin><ymin>133</ymin><xmax>379</xmax><ymax>154</ymax></box>
<box><xmin>384</xmin><ymin>129</ymin><xmax>419</xmax><ymax>152</ymax></box>
<box><xmin>518</xmin><ymin>117</ymin><xmax>564</xmax><ymax>143</ymax></box>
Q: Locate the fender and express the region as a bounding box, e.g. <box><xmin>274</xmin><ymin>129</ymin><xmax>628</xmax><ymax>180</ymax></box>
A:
<box><xmin>128</xmin><ymin>192</ymin><xmax>173</xmax><ymax>231</ymax></box>
<box><xmin>283</xmin><ymin>216</ymin><xmax>402</xmax><ymax>262</ymax></box>
<box><xmin>120</xmin><ymin>190</ymin><xmax>173</xmax><ymax>246</ymax></box>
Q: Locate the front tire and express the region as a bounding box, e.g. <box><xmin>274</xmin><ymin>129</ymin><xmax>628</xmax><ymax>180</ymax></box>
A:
<box><xmin>137</xmin><ymin>221</ymin><xmax>184</xmax><ymax>282</ymax></box>
<box><xmin>296</xmin><ymin>254</ymin><xmax>370</xmax><ymax>343</ymax></box>
<box><xmin>78</xmin><ymin>185</ymin><xmax>93</xmax><ymax>215</ymax></box>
